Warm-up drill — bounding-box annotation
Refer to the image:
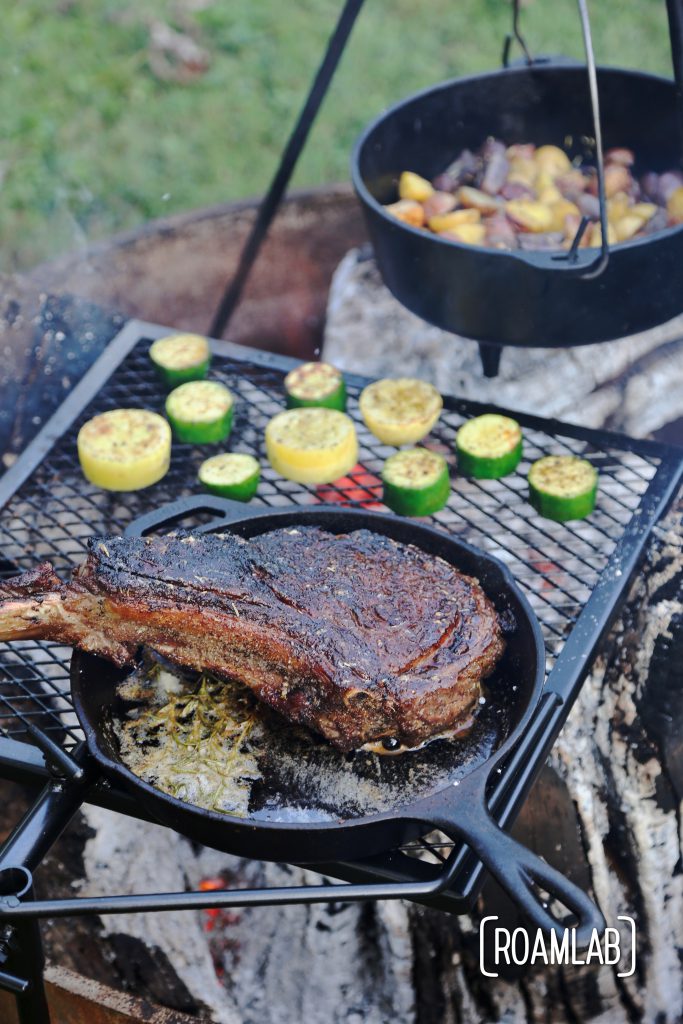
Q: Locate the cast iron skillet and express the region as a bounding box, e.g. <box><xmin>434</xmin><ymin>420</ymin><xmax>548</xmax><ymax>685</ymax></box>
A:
<box><xmin>71</xmin><ymin>495</ymin><xmax>603</xmax><ymax>938</ymax></box>
<box><xmin>352</xmin><ymin>64</ymin><xmax>683</xmax><ymax>348</ymax></box>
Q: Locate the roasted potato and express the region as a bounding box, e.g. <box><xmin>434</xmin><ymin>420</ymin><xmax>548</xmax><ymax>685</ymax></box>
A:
<box><xmin>398</xmin><ymin>171</ymin><xmax>434</xmax><ymax>203</ymax></box>
<box><xmin>385</xmin><ymin>199</ymin><xmax>426</xmax><ymax>228</ymax></box>
<box><xmin>385</xmin><ymin>141</ymin><xmax>681</xmax><ymax>252</ymax></box>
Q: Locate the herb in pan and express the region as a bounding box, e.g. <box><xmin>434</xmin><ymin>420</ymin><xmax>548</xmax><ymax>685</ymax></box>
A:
<box><xmin>116</xmin><ymin>669</ymin><xmax>261</xmax><ymax>817</ymax></box>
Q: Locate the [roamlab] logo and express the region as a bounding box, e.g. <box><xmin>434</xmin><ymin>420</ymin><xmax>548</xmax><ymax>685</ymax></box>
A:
<box><xmin>479</xmin><ymin>916</ymin><xmax>636</xmax><ymax>978</ymax></box>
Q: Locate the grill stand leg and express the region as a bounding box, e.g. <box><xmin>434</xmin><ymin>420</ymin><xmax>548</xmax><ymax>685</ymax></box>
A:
<box><xmin>11</xmin><ymin>895</ymin><xmax>50</xmax><ymax>1024</ymax></box>
<box><xmin>0</xmin><ymin>869</ymin><xmax>49</xmax><ymax>1024</ymax></box>
<box><xmin>0</xmin><ymin>747</ymin><xmax>91</xmax><ymax>1024</ymax></box>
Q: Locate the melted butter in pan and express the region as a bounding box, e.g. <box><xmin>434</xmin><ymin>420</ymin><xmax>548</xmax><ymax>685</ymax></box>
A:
<box><xmin>115</xmin><ymin>654</ymin><xmax>512</xmax><ymax>823</ymax></box>
<box><xmin>361</xmin><ymin>712</ymin><xmax>478</xmax><ymax>756</ymax></box>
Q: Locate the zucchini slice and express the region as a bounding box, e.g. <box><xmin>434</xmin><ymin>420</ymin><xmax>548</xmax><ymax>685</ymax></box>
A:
<box><xmin>198</xmin><ymin>453</ymin><xmax>260</xmax><ymax>501</ymax></box>
<box><xmin>456</xmin><ymin>414</ymin><xmax>523</xmax><ymax>479</ymax></box>
<box><xmin>359</xmin><ymin>378</ymin><xmax>443</xmax><ymax>445</ymax></box>
<box><xmin>284</xmin><ymin>362</ymin><xmax>347</xmax><ymax>411</ymax></box>
<box><xmin>165</xmin><ymin>381</ymin><xmax>234</xmax><ymax>444</ymax></box>
<box><xmin>265</xmin><ymin>408</ymin><xmax>358</xmax><ymax>484</ymax></box>
<box><xmin>528</xmin><ymin>455</ymin><xmax>598</xmax><ymax>522</ymax></box>
<box><xmin>149</xmin><ymin>334</ymin><xmax>211</xmax><ymax>387</ymax></box>
<box><xmin>77</xmin><ymin>409</ymin><xmax>171</xmax><ymax>491</ymax></box>
<box><xmin>382</xmin><ymin>448</ymin><xmax>450</xmax><ymax>517</ymax></box>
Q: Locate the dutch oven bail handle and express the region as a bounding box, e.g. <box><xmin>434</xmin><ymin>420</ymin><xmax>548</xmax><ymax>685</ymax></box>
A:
<box><xmin>503</xmin><ymin>0</ymin><xmax>609</xmax><ymax>279</ymax></box>
<box><xmin>414</xmin><ymin>743</ymin><xmax>606</xmax><ymax>944</ymax></box>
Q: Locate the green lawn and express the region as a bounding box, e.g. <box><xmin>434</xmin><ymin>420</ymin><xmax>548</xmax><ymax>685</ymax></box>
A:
<box><xmin>0</xmin><ymin>0</ymin><xmax>672</xmax><ymax>272</ymax></box>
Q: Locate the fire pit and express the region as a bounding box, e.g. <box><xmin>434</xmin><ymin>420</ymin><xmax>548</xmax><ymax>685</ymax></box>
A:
<box><xmin>0</xmin><ymin>317</ymin><xmax>681</xmax><ymax>1021</ymax></box>
<box><xmin>1</xmin><ymin>0</ymin><xmax>682</xmax><ymax>1019</ymax></box>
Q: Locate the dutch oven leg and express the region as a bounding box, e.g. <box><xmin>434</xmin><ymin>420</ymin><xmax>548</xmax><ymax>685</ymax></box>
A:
<box><xmin>478</xmin><ymin>342</ymin><xmax>503</xmax><ymax>378</ymax></box>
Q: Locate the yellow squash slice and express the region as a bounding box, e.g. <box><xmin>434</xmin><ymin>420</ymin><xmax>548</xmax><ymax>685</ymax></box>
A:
<box><xmin>358</xmin><ymin>378</ymin><xmax>443</xmax><ymax>445</ymax></box>
<box><xmin>77</xmin><ymin>409</ymin><xmax>171</xmax><ymax>491</ymax></box>
<box><xmin>265</xmin><ymin>408</ymin><xmax>358</xmax><ymax>484</ymax></box>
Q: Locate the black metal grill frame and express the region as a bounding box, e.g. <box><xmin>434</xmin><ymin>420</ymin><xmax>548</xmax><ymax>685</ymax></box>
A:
<box><xmin>0</xmin><ymin>317</ymin><xmax>681</xmax><ymax>917</ymax></box>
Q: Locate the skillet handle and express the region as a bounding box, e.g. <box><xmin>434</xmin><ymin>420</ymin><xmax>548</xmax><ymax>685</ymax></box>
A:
<box><xmin>433</xmin><ymin>808</ymin><xmax>604</xmax><ymax>944</ymax></box>
<box><xmin>124</xmin><ymin>495</ymin><xmax>257</xmax><ymax>537</ymax></box>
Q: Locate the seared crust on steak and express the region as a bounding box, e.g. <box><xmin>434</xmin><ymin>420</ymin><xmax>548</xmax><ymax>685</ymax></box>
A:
<box><xmin>0</xmin><ymin>528</ymin><xmax>504</xmax><ymax>751</ymax></box>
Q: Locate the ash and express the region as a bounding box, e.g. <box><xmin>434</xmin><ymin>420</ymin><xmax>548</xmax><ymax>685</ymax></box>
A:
<box><xmin>323</xmin><ymin>248</ymin><xmax>683</xmax><ymax>439</ymax></box>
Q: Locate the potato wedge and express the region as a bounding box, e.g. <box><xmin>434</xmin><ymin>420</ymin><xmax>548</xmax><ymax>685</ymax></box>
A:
<box><xmin>630</xmin><ymin>202</ymin><xmax>658</xmax><ymax>223</ymax></box>
<box><xmin>614</xmin><ymin>215</ymin><xmax>645</xmax><ymax>242</ymax></box>
<box><xmin>588</xmin><ymin>221</ymin><xmax>618</xmax><ymax>248</ymax></box>
<box><xmin>507</xmin><ymin>157</ymin><xmax>537</xmax><ymax>188</ymax></box>
<box><xmin>398</xmin><ymin>171</ymin><xmax>434</xmax><ymax>203</ymax></box>
<box><xmin>534</xmin><ymin>145</ymin><xmax>572</xmax><ymax>178</ymax></box>
<box><xmin>555</xmin><ymin>169</ymin><xmax>588</xmax><ymax>199</ymax></box>
<box><xmin>605</xmin><ymin>148</ymin><xmax>634</xmax><ymax>167</ymax></box>
<box><xmin>506</xmin><ymin>143</ymin><xmax>536</xmax><ymax>161</ymax></box>
<box><xmin>505</xmin><ymin>199</ymin><xmax>554</xmax><ymax>233</ymax></box>
<box><xmin>600</xmin><ymin>164</ymin><xmax>632</xmax><ymax>199</ymax></box>
<box><xmin>607</xmin><ymin>192</ymin><xmax>630</xmax><ymax>224</ymax></box>
<box><xmin>422</xmin><ymin>191</ymin><xmax>457</xmax><ymax>220</ymax></box>
<box><xmin>428</xmin><ymin>208</ymin><xmax>480</xmax><ymax>233</ymax></box>
<box><xmin>457</xmin><ymin>186</ymin><xmax>503</xmax><ymax>215</ymax></box>
<box><xmin>537</xmin><ymin>185</ymin><xmax>564</xmax><ymax>206</ymax></box>
<box><xmin>667</xmin><ymin>186</ymin><xmax>683</xmax><ymax>224</ymax></box>
<box><xmin>385</xmin><ymin>199</ymin><xmax>425</xmax><ymax>228</ymax></box>
<box><xmin>547</xmin><ymin>198</ymin><xmax>580</xmax><ymax>233</ymax></box>
<box><xmin>441</xmin><ymin>223</ymin><xmax>486</xmax><ymax>245</ymax></box>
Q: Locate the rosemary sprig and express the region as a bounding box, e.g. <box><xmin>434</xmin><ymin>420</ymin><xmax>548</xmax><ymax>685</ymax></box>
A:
<box><xmin>116</xmin><ymin>666</ymin><xmax>261</xmax><ymax>817</ymax></box>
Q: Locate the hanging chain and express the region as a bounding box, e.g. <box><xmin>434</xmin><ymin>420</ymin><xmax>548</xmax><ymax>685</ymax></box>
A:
<box><xmin>502</xmin><ymin>0</ymin><xmax>534</xmax><ymax>67</ymax></box>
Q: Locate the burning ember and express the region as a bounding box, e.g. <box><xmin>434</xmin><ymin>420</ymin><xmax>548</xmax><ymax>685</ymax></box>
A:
<box><xmin>315</xmin><ymin>463</ymin><xmax>382</xmax><ymax>507</ymax></box>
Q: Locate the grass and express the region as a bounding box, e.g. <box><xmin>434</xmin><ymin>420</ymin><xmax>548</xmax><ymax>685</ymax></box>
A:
<box><xmin>0</xmin><ymin>0</ymin><xmax>673</xmax><ymax>271</ymax></box>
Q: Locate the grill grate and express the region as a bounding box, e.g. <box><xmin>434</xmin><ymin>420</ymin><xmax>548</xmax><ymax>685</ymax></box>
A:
<box><xmin>0</xmin><ymin>322</ymin><xmax>674</xmax><ymax>758</ymax></box>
